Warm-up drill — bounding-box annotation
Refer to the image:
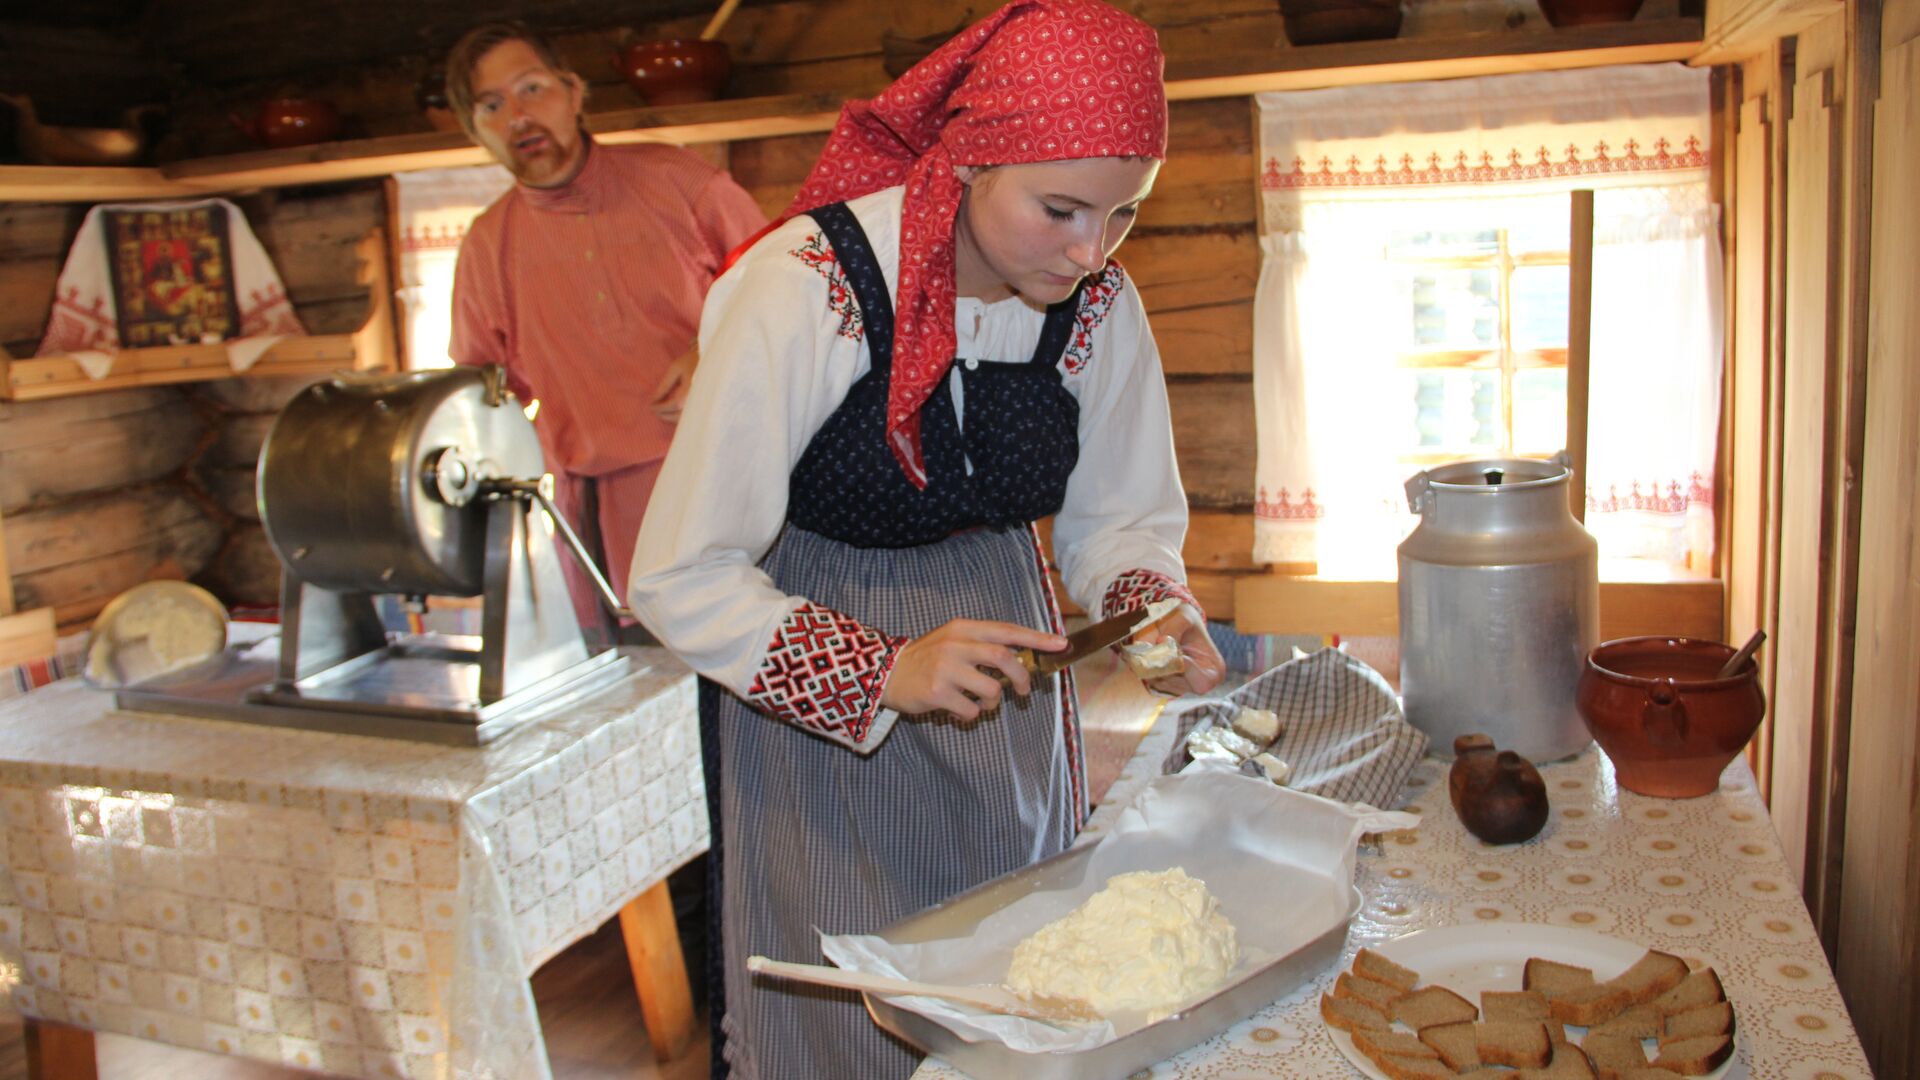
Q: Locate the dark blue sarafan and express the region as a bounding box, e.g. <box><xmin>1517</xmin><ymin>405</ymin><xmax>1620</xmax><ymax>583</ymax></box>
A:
<box><xmin>785</xmin><ymin>202</ymin><xmax>1085</xmax><ymax>550</ymax></box>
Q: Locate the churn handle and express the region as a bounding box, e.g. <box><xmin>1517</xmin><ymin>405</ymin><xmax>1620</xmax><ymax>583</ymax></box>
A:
<box><xmin>1405</xmin><ymin>471</ymin><xmax>1434</xmax><ymax>514</ymax></box>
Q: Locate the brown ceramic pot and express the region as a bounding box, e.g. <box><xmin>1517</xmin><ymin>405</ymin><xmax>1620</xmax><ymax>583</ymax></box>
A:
<box><xmin>1577</xmin><ymin>636</ymin><xmax>1766</xmax><ymax>798</ymax></box>
<box><xmin>612</xmin><ymin>39</ymin><xmax>733</xmax><ymax>106</ymax></box>
<box><xmin>232</xmin><ymin>98</ymin><xmax>342</xmax><ymax>149</ymax></box>
<box><xmin>1535</xmin><ymin>0</ymin><xmax>1646</xmax><ymax>26</ymax></box>
<box><xmin>1278</xmin><ymin>0</ymin><xmax>1404</xmax><ymax>46</ymax></box>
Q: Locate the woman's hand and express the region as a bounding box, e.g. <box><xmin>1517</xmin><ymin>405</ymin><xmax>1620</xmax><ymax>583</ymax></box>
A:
<box><xmin>650</xmin><ymin>349</ymin><xmax>699</xmax><ymax>423</ymax></box>
<box><xmin>881</xmin><ymin>619</ymin><xmax>1068</xmax><ymax>721</ymax></box>
<box><xmin>1130</xmin><ymin>602</ymin><xmax>1225</xmax><ymax>696</ymax></box>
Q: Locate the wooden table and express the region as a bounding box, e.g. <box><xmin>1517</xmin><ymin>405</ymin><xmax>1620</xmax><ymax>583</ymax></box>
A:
<box><xmin>914</xmin><ymin>726</ymin><xmax>1872</xmax><ymax>1079</ymax></box>
<box><xmin>0</xmin><ymin>647</ymin><xmax>704</xmax><ymax>1080</ymax></box>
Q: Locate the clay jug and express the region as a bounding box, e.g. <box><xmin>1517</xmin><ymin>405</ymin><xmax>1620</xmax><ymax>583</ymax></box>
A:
<box><xmin>231</xmin><ymin>98</ymin><xmax>341</xmax><ymax>149</ymax></box>
<box><xmin>1449</xmin><ymin>734</ymin><xmax>1550</xmax><ymax>844</ymax></box>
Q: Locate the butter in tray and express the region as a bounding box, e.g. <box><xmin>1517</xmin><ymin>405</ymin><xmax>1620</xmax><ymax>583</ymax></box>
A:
<box><xmin>819</xmin><ymin>768</ymin><xmax>1419</xmax><ymax>1067</ymax></box>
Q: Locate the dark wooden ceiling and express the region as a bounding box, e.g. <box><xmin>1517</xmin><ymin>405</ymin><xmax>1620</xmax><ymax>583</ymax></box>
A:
<box><xmin>1</xmin><ymin>0</ymin><xmax>726</xmax><ymax>125</ymax></box>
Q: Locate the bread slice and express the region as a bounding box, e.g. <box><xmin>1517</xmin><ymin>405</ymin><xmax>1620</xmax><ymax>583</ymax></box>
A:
<box><xmin>1484</xmin><ymin>989</ymin><xmax>1552</xmax><ymax>1022</ymax></box>
<box><xmin>1391</xmin><ymin>985</ymin><xmax>1479</xmax><ymax>1030</ymax></box>
<box><xmin>1527</xmin><ymin>957</ymin><xmax>1599</xmax><ymax>999</ymax></box>
<box><xmin>1375</xmin><ymin>1053</ymin><xmax>1458</xmax><ymax>1080</ymax></box>
<box><xmin>1322</xmin><ymin>992</ymin><xmax>1391</xmax><ymax>1034</ymax></box>
<box><xmin>1615</xmin><ymin>1071</ymin><xmax>1686</xmax><ymax>1080</ymax></box>
<box><xmin>1477</xmin><ymin>1020</ymin><xmax>1552</xmax><ymax>1068</ymax></box>
<box><xmin>1582</xmin><ymin>1032</ymin><xmax>1650</xmax><ymax>1080</ymax></box>
<box><xmin>1335</xmin><ymin>971</ymin><xmax>1405</xmax><ymax>1012</ymax></box>
<box><xmin>1517</xmin><ymin>1039</ymin><xmax>1599</xmax><ymax>1079</ymax></box>
<box><xmin>1352</xmin><ymin>1028</ymin><xmax>1442</xmax><ymax>1063</ymax></box>
<box><xmin>1651</xmin><ymin>968</ymin><xmax>1726</xmax><ymax>1017</ymax></box>
<box><xmin>1589</xmin><ymin>1003</ymin><xmax>1662</xmax><ymax>1038</ymax></box>
<box><xmin>1417</xmin><ymin>1020</ymin><xmax>1482</xmax><ymax>1070</ymax></box>
<box><xmin>1609</xmin><ymin>950</ymin><xmax>1692</xmax><ymax>1007</ymax></box>
<box><xmin>1659</xmin><ymin>1001</ymin><xmax>1735</xmax><ymax>1046</ymax></box>
<box><xmin>1354</xmin><ymin>947</ymin><xmax>1422</xmax><ymax>992</ymax></box>
<box><xmin>1651</xmin><ymin>1034</ymin><xmax>1733</xmax><ymax>1075</ymax></box>
<box><xmin>1547</xmin><ymin>980</ymin><xmax>1635</xmax><ymax>1026</ymax></box>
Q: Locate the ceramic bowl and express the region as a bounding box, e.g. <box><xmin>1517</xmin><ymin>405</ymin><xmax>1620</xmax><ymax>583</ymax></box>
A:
<box><xmin>612</xmin><ymin>39</ymin><xmax>733</xmax><ymax>106</ymax></box>
<box><xmin>1577</xmin><ymin>636</ymin><xmax>1766</xmax><ymax>798</ymax></box>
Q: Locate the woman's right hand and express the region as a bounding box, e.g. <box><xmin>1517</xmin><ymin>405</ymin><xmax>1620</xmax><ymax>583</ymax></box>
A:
<box><xmin>881</xmin><ymin>619</ymin><xmax>1069</xmax><ymax>721</ymax></box>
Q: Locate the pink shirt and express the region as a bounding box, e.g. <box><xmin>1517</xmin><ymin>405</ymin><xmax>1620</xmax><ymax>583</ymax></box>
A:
<box><xmin>451</xmin><ymin>140</ymin><xmax>767</xmax><ymax>474</ymax></box>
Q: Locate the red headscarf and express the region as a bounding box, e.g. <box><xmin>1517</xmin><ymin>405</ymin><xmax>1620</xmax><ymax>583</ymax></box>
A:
<box><xmin>784</xmin><ymin>0</ymin><xmax>1167</xmax><ymax>487</ymax></box>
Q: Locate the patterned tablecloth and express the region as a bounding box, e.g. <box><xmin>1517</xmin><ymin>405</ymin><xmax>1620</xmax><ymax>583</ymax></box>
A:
<box><xmin>916</xmin><ymin>728</ymin><xmax>1871</xmax><ymax>1080</ymax></box>
<box><xmin>0</xmin><ymin>647</ymin><xmax>704</xmax><ymax>1080</ymax></box>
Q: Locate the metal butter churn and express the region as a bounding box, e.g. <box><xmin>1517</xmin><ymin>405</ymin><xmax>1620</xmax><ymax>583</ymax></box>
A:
<box><xmin>1397</xmin><ymin>453</ymin><xmax>1598</xmax><ymax>762</ymax></box>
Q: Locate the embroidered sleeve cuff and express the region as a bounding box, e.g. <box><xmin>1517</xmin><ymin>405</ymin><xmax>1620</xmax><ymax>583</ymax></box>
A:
<box><xmin>745</xmin><ymin>602</ymin><xmax>906</xmax><ymax>753</ymax></box>
<box><xmin>1101</xmin><ymin>568</ymin><xmax>1200</xmax><ymax>622</ymax></box>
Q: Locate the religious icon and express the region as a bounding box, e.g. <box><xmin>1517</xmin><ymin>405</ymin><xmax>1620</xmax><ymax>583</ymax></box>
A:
<box><xmin>102</xmin><ymin>205</ymin><xmax>242</xmax><ymax>347</ymax></box>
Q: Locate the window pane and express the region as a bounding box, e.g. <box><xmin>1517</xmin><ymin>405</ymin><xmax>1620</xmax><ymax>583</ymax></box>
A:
<box><xmin>1513</xmin><ymin>368</ymin><xmax>1568</xmax><ymax>454</ymax></box>
<box><xmin>1508</xmin><ymin>213</ymin><xmax>1573</xmax><ymax>255</ymax></box>
<box><xmin>1511</xmin><ymin>265</ymin><xmax>1569</xmax><ymax>349</ymax></box>
<box><xmin>1388</xmin><ymin>229</ymin><xmax>1499</xmax><ymax>258</ymax></box>
<box><xmin>1409</xmin><ymin>267</ymin><xmax>1500</xmax><ymax>348</ymax></box>
<box><xmin>1407</xmin><ymin>369</ymin><xmax>1501</xmax><ymax>453</ymax></box>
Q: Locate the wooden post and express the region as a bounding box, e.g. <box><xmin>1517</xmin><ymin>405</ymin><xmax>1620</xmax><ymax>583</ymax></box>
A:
<box><xmin>617</xmin><ymin>879</ymin><xmax>695</xmax><ymax>1063</ymax></box>
<box><xmin>1567</xmin><ymin>189</ymin><xmax>1595</xmax><ymax>523</ymax></box>
<box><xmin>0</xmin><ymin>506</ymin><xmax>14</xmax><ymax>615</ymax></box>
<box><xmin>23</xmin><ymin>1019</ymin><xmax>97</xmax><ymax>1080</ymax></box>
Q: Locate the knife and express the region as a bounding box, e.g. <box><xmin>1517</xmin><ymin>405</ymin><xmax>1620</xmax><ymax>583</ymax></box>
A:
<box><xmin>988</xmin><ymin>603</ymin><xmax>1164</xmax><ymax>691</ymax></box>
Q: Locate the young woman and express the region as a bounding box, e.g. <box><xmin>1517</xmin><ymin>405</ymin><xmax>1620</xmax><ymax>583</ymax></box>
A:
<box><xmin>627</xmin><ymin>2</ymin><xmax>1225</xmax><ymax>1075</ymax></box>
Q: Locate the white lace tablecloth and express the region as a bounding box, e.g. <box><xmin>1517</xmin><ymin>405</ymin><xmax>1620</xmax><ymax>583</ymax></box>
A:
<box><xmin>0</xmin><ymin>647</ymin><xmax>704</xmax><ymax>1080</ymax></box>
<box><xmin>916</xmin><ymin>737</ymin><xmax>1870</xmax><ymax>1079</ymax></box>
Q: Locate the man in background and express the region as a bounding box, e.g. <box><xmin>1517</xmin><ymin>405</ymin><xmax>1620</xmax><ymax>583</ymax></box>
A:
<box><xmin>446</xmin><ymin>21</ymin><xmax>766</xmax><ymax>638</ymax></box>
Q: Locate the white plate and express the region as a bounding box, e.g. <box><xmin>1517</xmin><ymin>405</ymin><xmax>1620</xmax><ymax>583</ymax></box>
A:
<box><xmin>1324</xmin><ymin>923</ymin><xmax>1739</xmax><ymax>1079</ymax></box>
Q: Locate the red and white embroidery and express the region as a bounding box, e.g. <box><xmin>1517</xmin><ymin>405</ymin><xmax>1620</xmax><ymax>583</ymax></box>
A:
<box><xmin>747</xmin><ymin>602</ymin><xmax>904</xmax><ymax>745</ymax></box>
<box><xmin>1102</xmin><ymin>567</ymin><xmax>1199</xmax><ymax>622</ymax></box>
<box><xmin>1587</xmin><ymin>472</ymin><xmax>1713</xmax><ymax>516</ymax></box>
<box><xmin>1062</xmin><ymin>262</ymin><xmax>1126</xmax><ymax>375</ymax></box>
<box><xmin>790</xmin><ymin>232</ymin><xmax>864</xmax><ymax>342</ymax></box>
<box><xmin>1254</xmin><ymin>486</ymin><xmax>1326</xmax><ymax>521</ymax></box>
<box><xmin>1260</xmin><ymin>135</ymin><xmax>1709</xmax><ymax>192</ymax></box>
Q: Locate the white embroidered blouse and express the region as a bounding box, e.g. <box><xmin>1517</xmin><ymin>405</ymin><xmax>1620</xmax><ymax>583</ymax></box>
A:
<box><xmin>627</xmin><ymin>185</ymin><xmax>1196</xmax><ymax>750</ymax></box>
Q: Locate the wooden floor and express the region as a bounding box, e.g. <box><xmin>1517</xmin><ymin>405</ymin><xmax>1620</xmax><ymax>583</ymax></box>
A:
<box><xmin>0</xmin><ymin>918</ymin><xmax>711</xmax><ymax>1080</ymax></box>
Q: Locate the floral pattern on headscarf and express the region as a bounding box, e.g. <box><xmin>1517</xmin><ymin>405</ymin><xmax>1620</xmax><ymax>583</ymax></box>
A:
<box><xmin>784</xmin><ymin>0</ymin><xmax>1167</xmax><ymax>486</ymax></box>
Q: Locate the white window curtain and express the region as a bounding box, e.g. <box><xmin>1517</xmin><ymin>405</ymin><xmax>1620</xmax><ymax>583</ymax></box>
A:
<box><xmin>392</xmin><ymin>166</ymin><xmax>515</xmax><ymax>369</ymax></box>
<box><xmin>1253</xmin><ymin>65</ymin><xmax>1722</xmax><ymax>577</ymax></box>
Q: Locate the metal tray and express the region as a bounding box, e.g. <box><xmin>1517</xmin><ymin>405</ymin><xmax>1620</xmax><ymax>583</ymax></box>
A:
<box><xmin>862</xmin><ymin>841</ymin><xmax>1359</xmax><ymax>1079</ymax></box>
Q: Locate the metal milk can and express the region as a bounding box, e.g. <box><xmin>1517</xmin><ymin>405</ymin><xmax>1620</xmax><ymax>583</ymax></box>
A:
<box><xmin>1397</xmin><ymin>453</ymin><xmax>1598</xmax><ymax>762</ymax></box>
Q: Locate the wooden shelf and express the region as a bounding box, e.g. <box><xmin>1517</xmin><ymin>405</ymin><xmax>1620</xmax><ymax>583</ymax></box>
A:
<box><xmin>0</xmin><ymin>20</ymin><xmax>1702</xmax><ymax>203</ymax></box>
<box><xmin>1</xmin><ymin>335</ymin><xmax>373</xmax><ymax>400</ymax></box>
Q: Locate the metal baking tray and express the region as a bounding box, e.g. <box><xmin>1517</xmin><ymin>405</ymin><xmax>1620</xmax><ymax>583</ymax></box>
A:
<box><xmin>862</xmin><ymin>841</ymin><xmax>1359</xmax><ymax>1079</ymax></box>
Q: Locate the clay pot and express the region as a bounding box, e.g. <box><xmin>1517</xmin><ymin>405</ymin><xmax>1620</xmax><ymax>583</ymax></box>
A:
<box><xmin>1448</xmin><ymin>734</ymin><xmax>1550</xmax><ymax>845</ymax></box>
<box><xmin>231</xmin><ymin>98</ymin><xmax>342</xmax><ymax>149</ymax></box>
<box><xmin>1577</xmin><ymin>637</ymin><xmax>1766</xmax><ymax>798</ymax></box>
<box><xmin>612</xmin><ymin>39</ymin><xmax>733</xmax><ymax>106</ymax></box>
<box><xmin>1278</xmin><ymin>0</ymin><xmax>1404</xmax><ymax>47</ymax></box>
<box><xmin>1535</xmin><ymin>0</ymin><xmax>1646</xmax><ymax>26</ymax></box>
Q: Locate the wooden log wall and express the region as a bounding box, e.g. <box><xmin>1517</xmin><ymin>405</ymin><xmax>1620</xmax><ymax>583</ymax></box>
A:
<box><xmin>1723</xmin><ymin>0</ymin><xmax>1920</xmax><ymax>1070</ymax></box>
<box><xmin>0</xmin><ymin>183</ymin><xmax>381</xmax><ymax>631</ymax></box>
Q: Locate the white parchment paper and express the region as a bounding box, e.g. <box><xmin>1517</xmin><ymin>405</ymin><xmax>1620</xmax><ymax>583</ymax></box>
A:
<box><xmin>820</xmin><ymin>767</ymin><xmax>1419</xmax><ymax>1053</ymax></box>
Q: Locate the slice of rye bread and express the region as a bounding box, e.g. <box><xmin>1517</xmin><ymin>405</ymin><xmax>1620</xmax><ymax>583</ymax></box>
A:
<box><xmin>1582</xmin><ymin>1032</ymin><xmax>1651</xmax><ymax>1080</ymax></box>
<box><xmin>1616</xmin><ymin>1071</ymin><xmax>1687</xmax><ymax>1080</ymax></box>
<box><xmin>1651</xmin><ymin>1034</ymin><xmax>1733</xmax><ymax>1075</ymax></box>
<box><xmin>1484</xmin><ymin>989</ymin><xmax>1552</xmax><ymax>1022</ymax></box>
<box><xmin>1354</xmin><ymin>947</ymin><xmax>1422</xmax><ymax>992</ymax></box>
<box><xmin>1476</xmin><ymin>1020</ymin><xmax>1552</xmax><ymax>1068</ymax></box>
<box><xmin>1608</xmin><ymin>950</ymin><xmax>1692</xmax><ymax>1007</ymax></box>
<box><xmin>1391</xmin><ymin>985</ymin><xmax>1480</xmax><ymax>1030</ymax></box>
<box><xmin>1417</xmin><ymin>1020</ymin><xmax>1482</xmax><ymax>1071</ymax></box>
<box><xmin>1547</xmin><ymin>980</ymin><xmax>1636</xmax><ymax>1026</ymax></box>
<box><xmin>1527</xmin><ymin>957</ymin><xmax>1599</xmax><ymax>999</ymax></box>
<box><xmin>1321</xmin><ymin>992</ymin><xmax>1392</xmax><ymax>1034</ymax></box>
<box><xmin>1652</xmin><ymin>969</ymin><xmax>1726</xmax><ymax>1017</ymax></box>
<box><xmin>1375</xmin><ymin>1053</ymin><xmax>1459</xmax><ymax>1080</ymax></box>
<box><xmin>1516</xmin><ymin>1039</ymin><xmax>1599</xmax><ymax>1079</ymax></box>
<box><xmin>1590</xmin><ymin>1004</ymin><xmax>1663</xmax><ymax>1038</ymax></box>
<box><xmin>1659</xmin><ymin>1000</ymin><xmax>1735</xmax><ymax>1046</ymax></box>
<box><xmin>1336</xmin><ymin>971</ymin><xmax>1407</xmax><ymax>1012</ymax></box>
<box><xmin>1353</xmin><ymin>1028</ymin><xmax>1443</xmax><ymax>1062</ymax></box>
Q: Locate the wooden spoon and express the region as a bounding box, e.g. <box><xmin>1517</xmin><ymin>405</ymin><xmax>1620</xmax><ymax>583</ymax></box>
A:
<box><xmin>1716</xmin><ymin>629</ymin><xmax>1766</xmax><ymax>678</ymax></box>
<box><xmin>699</xmin><ymin>0</ymin><xmax>745</xmax><ymax>40</ymax></box>
<box><xmin>746</xmin><ymin>955</ymin><xmax>1103</xmax><ymax>1024</ymax></box>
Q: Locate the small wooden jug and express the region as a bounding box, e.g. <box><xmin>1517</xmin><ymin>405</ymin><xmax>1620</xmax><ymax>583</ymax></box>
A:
<box><xmin>1448</xmin><ymin>733</ymin><xmax>1550</xmax><ymax>845</ymax></box>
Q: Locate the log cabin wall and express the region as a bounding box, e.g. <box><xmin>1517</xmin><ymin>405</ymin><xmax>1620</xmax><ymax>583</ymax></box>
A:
<box><xmin>0</xmin><ymin>184</ymin><xmax>382</xmax><ymax>630</ymax></box>
<box><xmin>1718</xmin><ymin>0</ymin><xmax>1920</xmax><ymax>1069</ymax></box>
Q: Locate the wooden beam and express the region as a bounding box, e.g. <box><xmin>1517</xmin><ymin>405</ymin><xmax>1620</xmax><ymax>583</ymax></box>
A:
<box><xmin>1693</xmin><ymin>0</ymin><xmax>1843</xmax><ymax>64</ymax></box>
<box><xmin>1233</xmin><ymin>577</ymin><xmax>1725</xmax><ymax>642</ymax></box>
<box><xmin>0</xmin><ymin>21</ymin><xmax>1703</xmax><ymax>203</ymax></box>
<box><xmin>1</xmin><ymin>335</ymin><xmax>360</xmax><ymax>402</ymax></box>
<box><xmin>1567</xmin><ymin>189</ymin><xmax>1595</xmax><ymax>523</ymax></box>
